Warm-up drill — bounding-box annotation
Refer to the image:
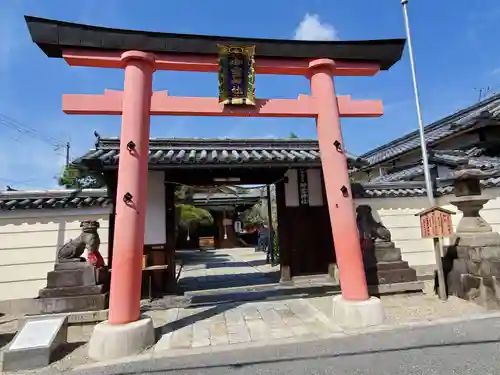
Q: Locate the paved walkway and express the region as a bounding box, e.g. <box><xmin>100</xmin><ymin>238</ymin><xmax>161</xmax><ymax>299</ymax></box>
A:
<box><xmin>5</xmin><ymin>247</ymin><xmax>492</xmax><ymax>372</ymax></box>
<box><xmin>176</xmin><ymin>247</ymin><xmax>280</xmax><ymax>292</ymax></box>
<box><xmin>153</xmin><ymin>297</ymin><xmax>339</xmax><ymax>352</ymax></box>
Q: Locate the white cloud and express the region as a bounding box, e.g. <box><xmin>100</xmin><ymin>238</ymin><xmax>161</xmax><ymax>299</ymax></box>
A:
<box><xmin>294</xmin><ymin>13</ymin><xmax>339</xmax><ymax>41</ymax></box>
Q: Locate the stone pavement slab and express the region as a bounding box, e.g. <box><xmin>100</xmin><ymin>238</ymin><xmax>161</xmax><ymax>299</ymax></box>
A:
<box><xmin>177</xmin><ymin>248</ymin><xmax>279</xmax><ymax>292</ymax></box>
<box><xmin>153</xmin><ymin>297</ymin><xmax>341</xmax><ymax>353</ymax></box>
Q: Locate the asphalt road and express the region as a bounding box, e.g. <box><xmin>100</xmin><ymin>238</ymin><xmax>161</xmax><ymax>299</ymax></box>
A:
<box><xmin>68</xmin><ymin>316</ymin><xmax>500</xmax><ymax>375</ymax></box>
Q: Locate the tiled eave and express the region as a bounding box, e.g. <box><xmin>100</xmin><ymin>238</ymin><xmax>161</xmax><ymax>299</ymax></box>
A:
<box><xmin>0</xmin><ymin>189</ymin><xmax>112</xmax><ymax>211</ymax></box>
<box><xmin>3</xmin><ymin>172</ymin><xmax>500</xmax><ymax>211</ymax></box>
<box><xmin>353</xmin><ymin>177</ymin><xmax>500</xmax><ymax>199</ymax></box>
<box><xmin>73</xmin><ymin>138</ymin><xmax>368</xmax><ymax>170</ymax></box>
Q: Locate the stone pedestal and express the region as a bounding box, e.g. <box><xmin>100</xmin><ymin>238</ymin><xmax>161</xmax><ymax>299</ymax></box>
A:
<box><xmin>442</xmin><ymin>163</ymin><xmax>500</xmax><ymax>309</ymax></box>
<box><xmin>446</xmin><ymin>227</ymin><xmax>500</xmax><ymax>309</ymax></box>
<box><xmin>37</xmin><ymin>260</ymin><xmax>108</xmax><ymax>314</ymax></box>
<box><xmin>364</xmin><ymin>241</ymin><xmax>419</xmax><ymax>286</ymax></box>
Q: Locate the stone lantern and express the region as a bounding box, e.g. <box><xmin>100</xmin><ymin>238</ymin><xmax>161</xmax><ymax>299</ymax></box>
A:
<box><xmin>440</xmin><ymin>159</ymin><xmax>500</xmax><ymax>309</ymax></box>
<box><xmin>445</xmin><ymin>160</ymin><xmax>500</xmax><ymax>247</ymax></box>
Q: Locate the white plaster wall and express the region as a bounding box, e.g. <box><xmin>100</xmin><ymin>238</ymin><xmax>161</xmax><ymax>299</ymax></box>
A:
<box><xmin>355</xmin><ymin>187</ymin><xmax>500</xmax><ymax>267</ymax></box>
<box><xmin>354</xmin><ymin>196</ymin><xmax>433</xmax><ymax>266</ymax></box>
<box><xmin>144</xmin><ymin>171</ymin><xmax>166</xmax><ymax>245</ymax></box>
<box><xmin>0</xmin><ymin>208</ymin><xmax>111</xmax><ymax>300</ymax></box>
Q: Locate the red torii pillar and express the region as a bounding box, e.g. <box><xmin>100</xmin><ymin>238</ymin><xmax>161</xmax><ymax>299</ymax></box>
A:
<box><xmin>61</xmin><ymin>50</ymin><xmax>385</xmax><ymax>359</ymax></box>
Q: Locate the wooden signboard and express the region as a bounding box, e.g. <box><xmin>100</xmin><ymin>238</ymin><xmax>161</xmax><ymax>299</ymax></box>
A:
<box><xmin>415</xmin><ymin>206</ymin><xmax>455</xmax><ymax>238</ymax></box>
<box><xmin>199</xmin><ymin>236</ymin><xmax>215</xmax><ymax>250</ymax></box>
<box><xmin>297</xmin><ymin>168</ymin><xmax>309</xmax><ymax>206</ymax></box>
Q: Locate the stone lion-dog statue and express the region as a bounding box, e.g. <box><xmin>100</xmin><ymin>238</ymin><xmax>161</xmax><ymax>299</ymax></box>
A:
<box><xmin>56</xmin><ymin>220</ymin><xmax>104</xmax><ymax>267</ymax></box>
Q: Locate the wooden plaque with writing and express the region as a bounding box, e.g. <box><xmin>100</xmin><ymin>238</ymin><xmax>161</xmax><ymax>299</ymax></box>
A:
<box><xmin>415</xmin><ymin>206</ymin><xmax>455</xmax><ymax>238</ymax></box>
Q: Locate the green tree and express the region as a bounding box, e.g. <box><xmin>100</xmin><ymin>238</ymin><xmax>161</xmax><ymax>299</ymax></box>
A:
<box><xmin>177</xmin><ymin>203</ymin><xmax>214</xmax><ymax>227</ymax></box>
<box><xmin>58</xmin><ymin>165</ymin><xmax>106</xmax><ymax>189</ymax></box>
<box><xmin>174</xmin><ymin>185</ymin><xmax>213</xmax><ymax>229</ymax></box>
<box><xmin>174</xmin><ymin>185</ymin><xmax>194</xmax><ymax>203</ymax></box>
<box><xmin>241</xmin><ymin>202</ymin><xmax>265</xmax><ymax>228</ymax></box>
<box><xmin>288</xmin><ymin>132</ymin><xmax>299</xmax><ymax>138</ymax></box>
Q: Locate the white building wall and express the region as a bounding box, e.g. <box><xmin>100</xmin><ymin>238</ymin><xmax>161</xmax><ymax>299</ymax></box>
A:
<box><xmin>355</xmin><ymin>187</ymin><xmax>500</xmax><ymax>266</ymax></box>
<box><xmin>144</xmin><ymin>171</ymin><xmax>166</xmax><ymax>245</ymax></box>
<box><xmin>0</xmin><ymin>208</ymin><xmax>111</xmax><ymax>301</ymax></box>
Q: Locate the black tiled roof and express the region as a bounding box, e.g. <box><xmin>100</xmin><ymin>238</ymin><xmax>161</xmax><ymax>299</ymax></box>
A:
<box><xmin>0</xmin><ymin>189</ymin><xmax>111</xmax><ymax>211</ymax></box>
<box><xmin>370</xmin><ymin>164</ymin><xmax>435</xmax><ymax>183</ymax></box>
<box><xmin>5</xmin><ymin>147</ymin><xmax>500</xmax><ymax>211</ymax></box>
<box><xmin>73</xmin><ymin>138</ymin><xmax>368</xmax><ymax>169</ymax></box>
<box><xmin>353</xmin><ymin>177</ymin><xmax>500</xmax><ymax>199</ymax></box>
<box><xmin>360</xmin><ymin>94</ymin><xmax>500</xmax><ymax>166</ymax></box>
<box><xmin>366</xmin><ymin>147</ymin><xmax>500</xmax><ymax>195</ymax></box>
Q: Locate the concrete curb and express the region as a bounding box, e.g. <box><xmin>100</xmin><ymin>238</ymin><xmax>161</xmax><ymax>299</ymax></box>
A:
<box><xmin>72</xmin><ymin>310</ymin><xmax>500</xmax><ymax>372</ymax></box>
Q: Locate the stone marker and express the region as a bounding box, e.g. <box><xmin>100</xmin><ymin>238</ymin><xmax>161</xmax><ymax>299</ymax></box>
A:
<box><xmin>2</xmin><ymin>316</ymin><xmax>68</xmax><ymax>371</ymax></box>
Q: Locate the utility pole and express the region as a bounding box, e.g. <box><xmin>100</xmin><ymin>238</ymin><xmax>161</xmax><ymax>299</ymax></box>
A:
<box><xmin>401</xmin><ymin>0</ymin><xmax>447</xmax><ymax>300</ymax></box>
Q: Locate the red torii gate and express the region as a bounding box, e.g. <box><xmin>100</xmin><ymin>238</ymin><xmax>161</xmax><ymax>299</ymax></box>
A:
<box><xmin>26</xmin><ymin>15</ymin><xmax>405</xmax><ymax>360</ymax></box>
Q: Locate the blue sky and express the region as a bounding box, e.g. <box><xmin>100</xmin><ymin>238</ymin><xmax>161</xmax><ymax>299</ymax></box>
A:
<box><xmin>1</xmin><ymin>0</ymin><xmax>500</xmax><ymax>189</ymax></box>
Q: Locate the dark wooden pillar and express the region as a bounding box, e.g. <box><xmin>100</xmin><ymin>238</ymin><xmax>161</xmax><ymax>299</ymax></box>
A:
<box><xmin>103</xmin><ymin>171</ymin><xmax>118</xmax><ymax>268</ymax></box>
<box><xmin>164</xmin><ymin>176</ymin><xmax>177</xmax><ymax>293</ymax></box>
<box><xmin>213</xmin><ymin>211</ymin><xmax>225</xmax><ymax>248</ymax></box>
<box><xmin>275</xmin><ymin>180</ymin><xmax>291</xmax><ymax>282</ymax></box>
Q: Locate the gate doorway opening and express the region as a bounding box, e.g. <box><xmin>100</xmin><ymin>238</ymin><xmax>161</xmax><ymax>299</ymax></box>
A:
<box><xmin>75</xmin><ymin>137</ymin><xmax>367</xmax><ymax>296</ymax></box>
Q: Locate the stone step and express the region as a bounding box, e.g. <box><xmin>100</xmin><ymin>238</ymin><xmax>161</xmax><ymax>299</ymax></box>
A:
<box><xmin>179</xmin><ymin>280</ymin><xmax>425</xmax><ymax>308</ymax></box>
<box><xmin>37</xmin><ymin>293</ymin><xmax>108</xmax><ymax>314</ymax></box>
<box><xmin>369</xmin><ymin>280</ymin><xmax>424</xmax><ymax>295</ymax></box>
<box><xmin>366</xmin><ymin>261</ymin><xmax>410</xmax><ymax>271</ymax></box>
<box><xmin>38</xmin><ymin>285</ymin><xmax>104</xmax><ymax>298</ymax></box>
<box><xmin>46</xmin><ymin>267</ymin><xmax>97</xmax><ymax>288</ymax></box>
<box><xmin>366</xmin><ymin>268</ymin><xmax>418</xmax><ymax>285</ymax></box>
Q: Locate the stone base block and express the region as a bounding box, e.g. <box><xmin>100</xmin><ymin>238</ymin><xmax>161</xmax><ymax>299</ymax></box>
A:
<box><xmin>366</xmin><ymin>267</ymin><xmax>418</xmax><ymax>285</ymax></box>
<box><xmin>365</xmin><ymin>260</ymin><xmax>418</xmax><ymax>286</ymax></box>
<box><xmin>54</xmin><ymin>260</ymin><xmax>88</xmax><ymax>270</ymax></box>
<box><xmin>374</xmin><ymin>243</ymin><xmax>403</xmax><ymax>263</ymax></box>
<box><xmin>332</xmin><ymin>295</ymin><xmax>385</xmax><ymax>329</ymax></box>
<box><xmin>88</xmin><ymin>315</ymin><xmax>155</xmax><ymax>361</ymax></box>
<box><xmin>37</xmin><ymin>293</ymin><xmax>108</xmax><ymax>314</ymax></box>
<box><xmin>39</xmin><ymin>285</ymin><xmax>104</xmax><ymax>298</ymax></box>
<box><xmin>452</xmin><ymin>232</ymin><xmax>500</xmax><ymax>247</ymax></box>
<box><xmin>456</xmin><ymin>245</ymin><xmax>500</xmax><ymax>262</ymax></box>
<box><xmin>459</xmin><ymin>274</ymin><xmax>500</xmax><ymax>310</ymax></box>
<box><xmin>47</xmin><ymin>267</ymin><xmax>97</xmax><ymax>288</ymax></box>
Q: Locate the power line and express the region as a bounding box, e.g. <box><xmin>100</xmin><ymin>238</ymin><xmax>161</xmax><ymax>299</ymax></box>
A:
<box><xmin>0</xmin><ymin>112</ymin><xmax>72</xmax><ymax>165</ymax></box>
<box><xmin>0</xmin><ymin>112</ymin><xmax>66</xmax><ymax>149</ymax></box>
